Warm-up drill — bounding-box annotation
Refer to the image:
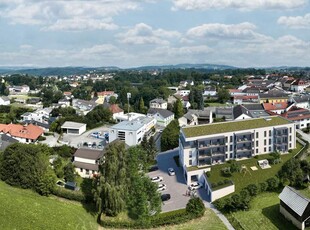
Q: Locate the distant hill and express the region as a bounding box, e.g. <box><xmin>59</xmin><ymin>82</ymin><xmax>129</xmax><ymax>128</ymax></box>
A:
<box><xmin>128</xmin><ymin>63</ymin><xmax>237</xmax><ymax>70</ymax></box>
<box><xmin>0</xmin><ymin>66</ymin><xmax>120</xmax><ymax>76</ymax></box>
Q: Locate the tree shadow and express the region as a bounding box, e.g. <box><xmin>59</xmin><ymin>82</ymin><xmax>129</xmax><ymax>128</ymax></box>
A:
<box><xmin>262</xmin><ymin>204</ymin><xmax>298</xmax><ymax>230</ymax></box>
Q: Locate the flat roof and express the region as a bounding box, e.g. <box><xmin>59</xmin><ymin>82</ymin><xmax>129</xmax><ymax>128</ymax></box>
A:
<box><xmin>111</xmin><ymin>116</ymin><xmax>154</xmax><ymax>131</ymax></box>
<box><xmin>182</xmin><ymin>116</ymin><xmax>291</xmax><ymax>138</ymax></box>
<box><xmin>61</xmin><ymin>121</ymin><xmax>86</xmax><ymax>129</ymax></box>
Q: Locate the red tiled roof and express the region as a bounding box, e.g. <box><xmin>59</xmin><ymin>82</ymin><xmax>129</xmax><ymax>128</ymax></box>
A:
<box><xmin>291</xmin><ymin>79</ymin><xmax>306</xmax><ymax>86</ymax></box>
<box><xmin>229</xmin><ymin>89</ymin><xmax>242</xmax><ymax>93</ymax></box>
<box><xmin>97</xmin><ymin>91</ymin><xmax>114</xmax><ymax>96</ymax></box>
<box><xmin>263</xmin><ymin>102</ymin><xmax>289</xmax><ymax>111</ymax></box>
<box><xmin>63</xmin><ymin>91</ymin><xmax>72</xmax><ymax>95</ymax></box>
<box><xmin>280</xmin><ymin>107</ymin><xmax>310</xmax><ymax>121</ymax></box>
<box><xmin>234</xmin><ymin>95</ymin><xmax>258</xmax><ymax>100</ymax></box>
<box><xmin>109</xmin><ymin>104</ymin><xmax>123</xmax><ymax>114</ymax></box>
<box><xmin>0</xmin><ymin>124</ymin><xmax>43</xmax><ymax>140</ymax></box>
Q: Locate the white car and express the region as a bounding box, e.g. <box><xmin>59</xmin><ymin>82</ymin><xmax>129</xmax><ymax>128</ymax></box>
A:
<box><xmin>157</xmin><ymin>183</ymin><xmax>167</xmax><ymax>191</ymax></box>
<box><xmin>189</xmin><ymin>182</ymin><xmax>203</xmax><ymax>191</ymax></box>
<box><xmin>150</xmin><ymin>176</ymin><xmax>163</xmax><ymax>183</ymax></box>
<box><xmin>168</xmin><ymin>168</ymin><xmax>175</xmax><ymax>176</ymax></box>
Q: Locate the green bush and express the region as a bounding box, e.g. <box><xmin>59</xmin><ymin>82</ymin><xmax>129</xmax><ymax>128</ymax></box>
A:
<box><xmin>186</xmin><ymin>197</ymin><xmax>205</xmax><ymax>217</ymax></box>
<box><xmin>98</xmin><ymin>209</ymin><xmax>198</xmax><ymax>229</ymax></box>
<box><xmin>38</xmin><ymin>136</ymin><xmax>46</xmax><ymax>141</ymax></box>
<box><xmin>266</xmin><ymin>177</ymin><xmax>280</xmax><ymax>191</ymax></box>
<box><xmin>259</xmin><ymin>182</ymin><xmax>268</xmax><ymax>192</ymax></box>
<box><xmin>52</xmin><ymin>187</ymin><xmax>85</xmax><ymax>202</ymax></box>
<box><xmin>246</xmin><ymin>184</ymin><xmax>259</xmax><ymax>196</ymax></box>
<box><xmin>217</xmin><ymin>181</ymin><xmax>224</xmax><ymax>186</ymax></box>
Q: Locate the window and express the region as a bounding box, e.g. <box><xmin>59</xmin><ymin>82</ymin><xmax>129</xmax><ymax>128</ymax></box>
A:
<box><xmin>80</xmin><ymin>168</ymin><xmax>83</xmax><ymax>172</ymax></box>
<box><xmin>225</xmin><ymin>137</ymin><xmax>228</xmax><ymax>142</ymax></box>
<box><xmin>256</xmin><ymin>140</ymin><xmax>258</xmax><ymax>146</ymax></box>
<box><xmin>256</xmin><ymin>149</ymin><xmax>258</xmax><ymax>154</ymax></box>
<box><xmin>256</xmin><ymin>132</ymin><xmax>258</xmax><ymax>138</ymax></box>
<box><xmin>269</xmin><ymin>130</ymin><xmax>271</xmax><ymax>136</ymax></box>
<box><xmin>230</xmin><ymin>145</ymin><xmax>233</xmax><ymax>151</ymax></box>
<box><xmin>269</xmin><ymin>146</ymin><xmax>271</xmax><ymax>152</ymax></box>
<box><xmin>289</xmin><ymin>143</ymin><xmax>292</xmax><ymax>148</ymax></box>
<box><xmin>189</xmin><ymin>151</ymin><xmax>192</xmax><ymax>158</ymax></box>
<box><xmin>226</xmin><ymin>154</ymin><xmax>228</xmax><ymax>158</ymax></box>
<box><xmin>264</xmin><ymin>131</ymin><xmax>267</xmax><ymax>137</ymax></box>
<box><xmin>264</xmin><ymin>139</ymin><xmax>267</xmax><ymax>145</ymax></box>
<box><xmin>289</xmin><ymin>136</ymin><xmax>292</xmax><ymax>141</ymax></box>
<box><xmin>289</xmin><ymin>127</ymin><xmax>292</xmax><ymax>133</ymax></box>
<box><xmin>264</xmin><ymin>147</ymin><xmax>267</xmax><ymax>152</ymax></box>
<box><xmin>230</xmin><ymin>153</ymin><xmax>233</xmax><ymax>158</ymax></box>
<box><xmin>86</xmin><ymin>169</ymin><xmax>89</xmax><ymax>175</ymax></box>
<box><xmin>189</xmin><ymin>160</ymin><xmax>192</xmax><ymax>166</ymax></box>
<box><xmin>230</xmin><ymin>136</ymin><xmax>232</xmax><ymax>142</ymax></box>
<box><xmin>269</xmin><ymin>139</ymin><xmax>271</xmax><ymax>145</ymax></box>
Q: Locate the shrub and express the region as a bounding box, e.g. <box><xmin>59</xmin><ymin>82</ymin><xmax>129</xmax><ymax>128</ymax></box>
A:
<box><xmin>38</xmin><ymin>136</ymin><xmax>46</xmax><ymax>141</ymax></box>
<box><xmin>52</xmin><ymin>187</ymin><xmax>85</xmax><ymax>202</ymax></box>
<box><xmin>230</xmin><ymin>161</ymin><xmax>241</xmax><ymax>173</ymax></box>
<box><xmin>224</xmin><ymin>179</ymin><xmax>231</xmax><ymax>184</ymax></box>
<box><xmin>259</xmin><ymin>182</ymin><xmax>268</xmax><ymax>192</ymax></box>
<box><xmin>206</xmin><ymin>171</ymin><xmax>211</xmax><ymax>177</ymax></box>
<box><xmin>186</xmin><ymin>197</ymin><xmax>205</xmax><ymax>217</ymax></box>
<box><xmin>217</xmin><ymin>181</ymin><xmax>224</xmax><ymax>186</ymax></box>
<box><xmin>246</xmin><ymin>184</ymin><xmax>259</xmax><ymax>196</ymax></box>
<box><xmin>266</xmin><ymin>177</ymin><xmax>280</xmax><ymax>191</ymax></box>
<box><xmin>221</xmin><ymin>167</ymin><xmax>232</xmax><ymax>177</ymax></box>
<box><xmin>211</xmin><ymin>183</ymin><xmax>217</xmax><ymax>188</ymax></box>
<box><xmin>213</xmin><ymin>198</ymin><xmax>226</xmax><ymax>210</ymax></box>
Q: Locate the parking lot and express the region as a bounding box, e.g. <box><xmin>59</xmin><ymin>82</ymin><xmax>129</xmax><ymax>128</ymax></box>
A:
<box><xmin>148</xmin><ymin>149</ymin><xmax>193</xmax><ymax>212</ymax></box>
<box><xmin>62</xmin><ymin>125</ymin><xmax>111</xmax><ymax>149</ymax></box>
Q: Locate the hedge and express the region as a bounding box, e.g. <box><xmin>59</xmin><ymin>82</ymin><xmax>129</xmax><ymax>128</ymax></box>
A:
<box><xmin>52</xmin><ymin>187</ymin><xmax>85</xmax><ymax>202</ymax></box>
<box><xmin>99</xmin><ymin>209</ymin><xmax>200</xmax><ymax>229</ymax></box>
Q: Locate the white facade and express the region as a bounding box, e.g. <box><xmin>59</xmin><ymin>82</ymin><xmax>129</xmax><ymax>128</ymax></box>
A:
<box><xmin>179</xmin><ymin>116</ymin><xmax>296</xmax><ymax>185</ymax></box>
<box><xmin>109</xmin><ymin>117</ymin><xmax>156</xmax><ymax>146</ymax></box>
<box><xmin>177</xmin><ymin>90</ymin><xmax>190</xmax><ymax>96</ymax></box>
<box><xmin>73</xmin><ymin>149</ymin><xmax>102</xmax><ymax>178</ymax></box>
<box><xmin>203</xmin><ymin>89</ymin><xmax>217</xmax><ymax>96</ymax></box>
<box><xmin>8</xmin><ymin>85</ymin><xmax>30</xmax><ymax>94</ymax></box>
<box><xmin>147</xmin><ymin>110</ymin><xmax>174</xmax><ymax>127</ymax></box>
<box><xmin>22</xmin><ymin>108</ymin><xmax>52</xmax><ymax>123</ymax></box>
<box><xmin>149</xmin><ymin>98</ymin><xmax>168</xmax><ymax>110</ymax></box>
<box><xmin>114</xmin><ymin>112</ymin><xmax>145</xmax><ymax>122</ymax></box>
<box><xmin>61</xmin><ymin>121</ymin><xmax>87</xmax><ymax>135</ymax></box>
<box><xmin>0</xmin><ymin>97</ymin><xmax>10</xmax><ymax>105</ymax></box>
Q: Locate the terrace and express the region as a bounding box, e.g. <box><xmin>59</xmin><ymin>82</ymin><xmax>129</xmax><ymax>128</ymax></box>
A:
<box><xmin>207</xmin><ymin>142</ymin><xmax>303</xmax><ymax>193</ymax></box>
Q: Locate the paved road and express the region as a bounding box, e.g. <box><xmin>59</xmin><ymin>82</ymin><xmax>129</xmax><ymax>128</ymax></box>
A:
<box><xmin>154</xmin><ymin>149</ymin><xmax>235</xmax><ymax>230</ymax></box>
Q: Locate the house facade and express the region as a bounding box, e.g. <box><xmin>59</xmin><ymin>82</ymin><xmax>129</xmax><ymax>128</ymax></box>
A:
<box><xmin>21</xmin><ymin>108</ymin><xmax>52</xmax><ymax>124</ymax></box>
<box><xmin>8</xmin><ymin>85</ymin><xmax>30</xmax><ymax>95</ymax></box>
<box><xmin>73</xmin><ymin>149</ymin><xmax>103</xmax><ymax>178</ymax></box>
<box><xmin>147</xmin><ymin>108</ymin><xmax>174</xmax><ymax>127</ymax></box>
<box><xmin>179</xmin><ymin>116</ymin><xmax>296</xmax><ymax>185</ymax></box>
<box><xmin>109</xmin><ymin>116</ymin><xmax>156</xmax><ymax>146</ymax></box>
<box><xmin>149</xmin><ymin>98</ymin><xmax>168</xmax><ymax>110</ymax></box>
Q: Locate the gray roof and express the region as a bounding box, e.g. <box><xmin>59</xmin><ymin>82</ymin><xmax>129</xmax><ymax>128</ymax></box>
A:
<box><xmin>242</xmin><ymin>103</ymin><xmax>264</xmax><ymax>111</ymax></box>
<box><xmin>150</xmin><ymin>98</ymin><xmax>167</xmax><ymax>104</ymax></box>
<box><xmin>74</xmin><ymin>149</ymin><xmax>103</xmax><ymax>160</ymax></box>
<box><xmin>279</xmin><ymin>186</ymin><xmax>310</xmax><ymax>217</ymax></box>
<box><xmin>147</xmin><ymin>108</ymin><xmax>174</xmax><ymax>118</ymax></box>
<box><xmin>61</xmin><ymin>121</ymin><xmax>86</xmax><ymax>129</ymax></box>
<box><xmin>292</xmin><ymin>95</ymin><xmax>310</xmax><ymax>103</ymax></box>
<box><xmin>233</xmin><ymin>105</ymin><xmax>251</xmax><ymax>119</ymax></box>
<box><xmin>111</xmin><ymin>116</ymin><xmax>154</xmax><ymax>131</ymax></box>
<box><xmin>0</xmin><ymin>96</ymin><xmax>10</xmax><ymax>102</ymax></box>
<box><xmin>73</xmin><ymin>161</ymin><xmax>99</xmax><ymax>171</ymax></box>
<box><xmin>0</xmin><ymin>134</ymin><xmax>18</xmax><ymax>151</ymax></box>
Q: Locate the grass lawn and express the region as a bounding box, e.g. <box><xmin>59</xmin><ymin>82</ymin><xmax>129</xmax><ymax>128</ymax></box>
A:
<box><xmin>155</xmin><ymin>209</ymin><xmax>227</xmax><ymax>230</ymax></box>
<box><xmin>0</xmin><ymin>180</ymin><xmax>97</xmax><ymax>230</ymax></box>
<box><xmin>205</xmin><ymin>102</ymin><xmax>230</xmax><ymax>107</ymax></box>
<box><xmin>208</xmin><ymin>143</ymin><xmax>303</xmax><ymax>193</ymax></box>
<box><xmin>227</xmin><ymin>192</ymin><xmax>297</xmax><ymax>230</ymax></box>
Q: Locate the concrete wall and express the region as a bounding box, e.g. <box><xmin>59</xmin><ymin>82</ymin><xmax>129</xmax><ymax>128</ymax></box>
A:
<box><xmin>74</xmin><ymin>157</ymin><xmax>96</xmax><ymax>165</ymax></box>
<box><xmin>280</xmin><ymin>205</ymin><xmax>304</xmax><ymax>230</ymax></box>
<box><xmin>211</xmin><ymin>184</ymin><xmax>235</xmax><ymax>202</ymax></box>
<box><xmin>75</xmin><ymin>168</ymin><xmax>98</xmax><ymax>178</ymax></box>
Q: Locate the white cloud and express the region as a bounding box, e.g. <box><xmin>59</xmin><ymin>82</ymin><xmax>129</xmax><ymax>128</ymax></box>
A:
<box><xmin>118</xmin><ymin>23</ymin><xmax>180</xmax><ymax>45</ymax></box>
<box><xmin>0</xmin><ymin>0</ymin><xmax>147</xmax><ymax>30</ymax></box>
<box><xmin>278</xmin><ymin>14</ymin><xmax>310</xmax><ymax>29</ymax></box>
<box><xmin>187</xmin><ymin>23</ymin><xmax>271</xmax><ymax>42</ymax></box>
<box><xmin>172</xmin><ymin>0</ymin><xmax>307</xmax><ymax>11</ymax></box>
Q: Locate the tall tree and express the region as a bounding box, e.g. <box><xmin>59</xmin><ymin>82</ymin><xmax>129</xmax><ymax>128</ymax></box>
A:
<box><xmin>173</xmin><ymin>98</ymin><xmax>184</xmax><ymax>119</ymax></box>
<box><xmin>138</xmin><ymin>97</ymin><xmax>146</xmax><ymax>114</ymax></box>
<box><xmin>161</xmin><ymin>120</ymin><xmax>180</xmax><ymax>151</ymax></box>
<box><xmin>217</xmin><ymin>88</ymin><xmax>230</xmax><ymax>103</ymax></box>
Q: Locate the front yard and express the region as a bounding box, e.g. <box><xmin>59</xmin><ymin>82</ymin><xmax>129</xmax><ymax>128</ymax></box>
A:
<box><xmin>208</xmin><ymin>143</ymin><xmax>303</xmax><ymax>193</ymax></box>
<box><xmin>226</xmin><ymin>192</ymin><xmax>297</xmax><ymax>230</ymax></box>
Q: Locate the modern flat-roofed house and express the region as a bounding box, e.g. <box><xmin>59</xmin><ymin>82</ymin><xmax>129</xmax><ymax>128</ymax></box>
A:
<box><xmin>179</xmin><ymin>116</ymin><xmax>295</xmax><ymax>185</ymax></box>
<box><xmin>279</xmin><ymin>186</ymin><xmax>310</xmax><ymax>230</ymax></box>
<box><xmin>109</xmin><ymin>116</ymin><xmax>156</xmax><ymax>146</ymax></box>
<box><xmin>8</xmin><ymin>85</ymin><xmax>30</xmax><ymax>95</ymax></box>
<box><xmin>73</xmin><ymin>149</ymin><xmax>103</xmax><ymax>178</ymax></box>
<box><xmin>61</xmin><ymin>121</ymin><xmax>86</xmax><ymax>135</ymax></box>
<box><xmin>149</xmin><ymin>98</ymin><xmax>168</xmax><ymax>110</ymax></box>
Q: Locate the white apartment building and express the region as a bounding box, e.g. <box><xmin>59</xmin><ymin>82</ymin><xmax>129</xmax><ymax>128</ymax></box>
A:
<box><xmin>109</xmin><ymin>116</ymin><xmax>156</xmax><ymax>146</ymax></box>
<box><xmin>21</xmin><ymin>107</ymin><xmax>52</xmax><ymax>123</ymax></box>
<box><xmin>179</xmin><ymin>116</ymin><xmax>296</xmax><ymax>185</ymax></box>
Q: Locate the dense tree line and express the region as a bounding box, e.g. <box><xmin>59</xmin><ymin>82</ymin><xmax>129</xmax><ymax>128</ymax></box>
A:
<box><xmin>161</xmin><ymin>120</ymin><xmax>180</xmax><ymax>151</ymax></box>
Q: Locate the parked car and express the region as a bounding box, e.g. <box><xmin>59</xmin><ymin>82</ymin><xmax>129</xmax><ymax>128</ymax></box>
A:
<box><xmin>168</xmin><ymin>168</ymin><xmax>175</xmax><ymax>176</ymax></box>
<box><xmin>189</xmin><ymin>182</ymin><xmax>203</xmax><ymax>191</ymax></box>
<box><xmin>150</xmin><ymin>176</ymin><xmax>163</xmax><ymax>183</ymax></box>
<box><xmin>161</xmin><ymin>193</ymin><xmax>171</xmax><ymax>201</ymax></box>
<box><xmin>83</xmin><ymin>142</ymin><xmax>88</xmax><ymax>147</ymax></box>
<box><xmin>92</xmin><ymin>142</ymin><xmax>97</xmax><ymax>148</ymax></box>
<box><xmin>148</xmin><ymin>165</ymin><xmax>159</xmax><ymax>172</ymax></box>
<box><xmin>157</xmin><ymin>183</ymin><xmax>167</xmax><ymax>191</ymax></box>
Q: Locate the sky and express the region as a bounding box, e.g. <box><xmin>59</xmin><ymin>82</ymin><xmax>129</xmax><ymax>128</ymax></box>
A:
<box><xmin>0</xmin><ymin>0</ymin><xmax>310</xmax><ymax>68</ymax></box>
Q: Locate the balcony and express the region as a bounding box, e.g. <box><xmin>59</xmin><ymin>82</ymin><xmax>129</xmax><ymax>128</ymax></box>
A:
<box><xmin>198</xmin><ymin>142</ymin><xmax>225</xmax><ymax>150</ymax></box>
<box><xmin>236</xmin><ymin>147</ymin><xmax>252</xmax><ymax>153</ymax></box>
